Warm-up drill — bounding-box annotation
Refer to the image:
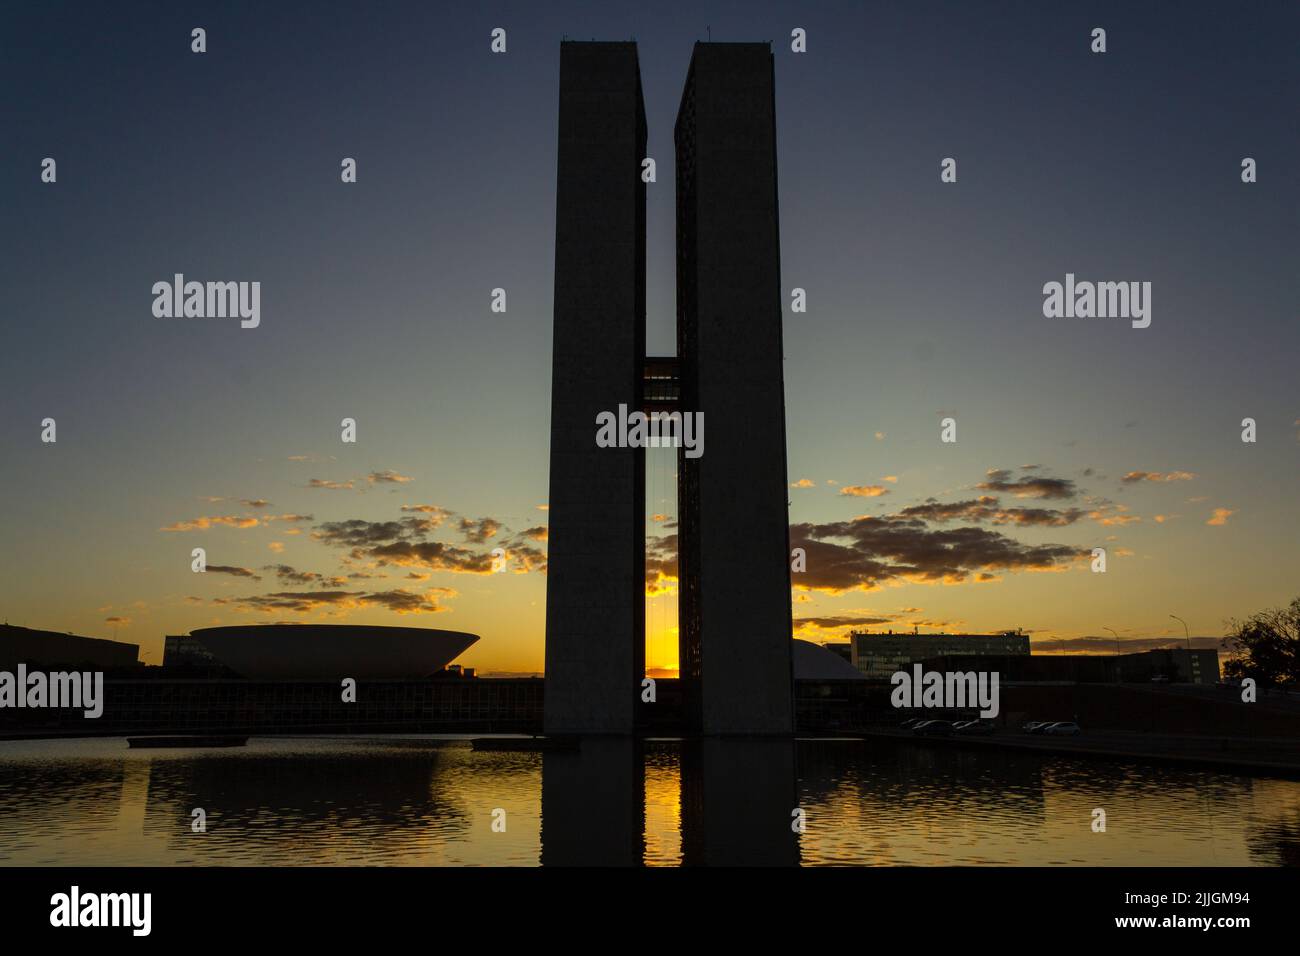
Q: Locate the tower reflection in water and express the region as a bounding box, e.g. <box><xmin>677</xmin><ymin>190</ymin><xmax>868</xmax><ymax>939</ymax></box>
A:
<box><xmin>4</xmin><ymin>736</ymin><xmax>1296</xmax><ymax>865</ymax></box>
<box><xmin>541</xmin><ymin>737</ymin><xmax>799</xmax><ymax>867</ymax></box>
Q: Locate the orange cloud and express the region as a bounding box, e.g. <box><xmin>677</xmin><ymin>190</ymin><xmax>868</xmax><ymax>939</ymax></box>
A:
<box><xmin>1122</xmin><ymin>471</ymin><xmax>1196</xmax><ymax>483</ymax></box>
<box><xmin>212</xmin><ymin>587</ymin><xmax>456</xmax><ymax>616</ymax></box>
<box><xmin>1087</xmin><ymin>505</ymin><xmax>1140</xmax><ymax>526</ymax></box>
<box><xmin>840</xmin><ymin>484</ymin><xmax>890</xmax><ymax>498</ymax></box>
<box><xmin>161</xmin><ymin>515</ymin><xmax>260</xmax><ymax>531</ymax></box>
<box><xmin>646</xmin><ymin>570</ymin><xmax>677</xmax><ymax>597</ymax></box>
<box><xmin>308</xmin><ymin>479</ymin><xmax>355</xmax><ymax>490</ymax></box>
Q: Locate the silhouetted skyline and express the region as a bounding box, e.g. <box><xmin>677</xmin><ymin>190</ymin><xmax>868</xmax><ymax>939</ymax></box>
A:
<box><xmin>2</xmin><ymin>1</ymin><xmax>1297</xmax><ymax>676</ymax></box>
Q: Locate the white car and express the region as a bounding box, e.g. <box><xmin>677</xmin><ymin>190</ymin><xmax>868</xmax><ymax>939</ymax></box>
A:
<box><xmin>1043</xmin><ymin>721</ymin><xmax>1081</xmax><ymax>736</ymax></box>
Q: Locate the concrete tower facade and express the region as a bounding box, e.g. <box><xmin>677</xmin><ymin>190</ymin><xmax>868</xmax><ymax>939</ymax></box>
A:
<box><xmin>544</xmin><ymin>42</ymin><xmax>647</xmax><ymax>735</ymax></box>
<box><xmin>545</xmin><ymin>41</ymin><xmax>791</xmax><ymax>737</ymax></box>
<box><xmin>675</xmin><ymin>43</ymin><xmax>793</xmax><ymax>735</ymax></box>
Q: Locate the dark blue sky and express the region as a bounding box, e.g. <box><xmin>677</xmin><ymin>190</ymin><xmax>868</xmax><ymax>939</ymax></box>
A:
<box><xmin>2</xmin><ymin>1</ymin><xmax>1296</xmax><ymax>671</ymax></box>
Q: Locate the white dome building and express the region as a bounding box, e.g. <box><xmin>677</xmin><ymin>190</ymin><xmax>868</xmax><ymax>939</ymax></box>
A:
<box><xmin>164</xmin><ymin>624</ymin><xmax>478</xmax><ymax>680</ymax></box>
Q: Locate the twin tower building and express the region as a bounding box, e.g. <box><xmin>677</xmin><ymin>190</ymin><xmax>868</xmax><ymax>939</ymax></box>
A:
<box><xmin>545</xmin><ymin>42</ymin><xmax>794</xmax><ymax>736</ymax></box>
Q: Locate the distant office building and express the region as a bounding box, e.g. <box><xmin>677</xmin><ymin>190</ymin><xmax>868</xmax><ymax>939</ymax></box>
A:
<box><xmin>921</xmin><ymin>647</ymin><xmax>1220</xmax><ymax>685</ymax></box>
<box><xmin>1119</xmin><ymin>648</ymin><xmax>1220</xmax><ymax>685</ymax></box>
<box><xmin>438</xmin><ymin>664</ymin><xmax>479</xmax><ymax>679</ymax></box>
<box><xmin>849</xmin><ymin>630</ymin><xmax>1030</xmax><ymax>679</ymax></box>
<box><xmin>2</xmin><ymin>676</ymin><xmax>543</xmax><ymax>736</ymax></box>
<box><xmin>921</xmin><ymin>653</ymin><xmax>1111</xmax><ymax>684</ymax></box>
<box><xmin>0</xmin><ymin>623</ymin><xmax>138</xmax><ymax>670</ymax></box>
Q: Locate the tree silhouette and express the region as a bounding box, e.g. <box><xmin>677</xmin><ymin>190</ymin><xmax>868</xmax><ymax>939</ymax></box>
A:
<box><xmin>1221</xmin><ymin>597</ymin><xmax>1300</xmax><ymax>686</ymax></box>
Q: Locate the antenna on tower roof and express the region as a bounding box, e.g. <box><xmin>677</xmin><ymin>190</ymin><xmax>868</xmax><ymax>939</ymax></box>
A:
<box><xmin>707</xmin><ymin>26</ymin><xmax>711</xmax><ymax>42</ymax></box>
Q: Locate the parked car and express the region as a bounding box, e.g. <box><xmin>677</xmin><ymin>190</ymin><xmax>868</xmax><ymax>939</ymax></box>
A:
<box><xmin>1043</xmin><ymin>721</ymin><xmax>1081</xmax><ymax>736</ymax></box>
<box><xmin>899</xmin><ymin>717</ymin><xmax>927</xmax><ymax>730</ymax></box>
<box><xmin>913</xmin><ymin>720</ymin><xmax>954</xmax><ymax>736</ymax></box>
<box><xmin>1023</xmin><ymin>721</ymin><xmax>1051</xmax><ymax>734</ymax></box>
<box><xmin>956</xmin><ymin>720</ymin><xmax>996</xmax><ymax>735</ymax></box>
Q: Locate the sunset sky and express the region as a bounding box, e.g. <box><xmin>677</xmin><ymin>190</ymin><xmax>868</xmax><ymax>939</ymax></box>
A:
<box><xmin>2</xmin><ymin>1</ymin><xmax>1297</xmax><ymax>674</ymax></box>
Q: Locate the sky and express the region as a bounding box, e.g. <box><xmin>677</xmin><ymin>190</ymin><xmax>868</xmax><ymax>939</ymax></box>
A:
<box><xmin>2</xmin><ymin>1</ymin><xmax>1297</xmax><ymax>674</ymax></box>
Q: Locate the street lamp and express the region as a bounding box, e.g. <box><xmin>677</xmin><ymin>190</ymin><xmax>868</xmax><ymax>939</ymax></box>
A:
<box><xmin>1169</xmin><ymin>614</ymin><xmax>1191</xmax><ymax>652</ymax></box>
<box><xmin>1169</xmin><ymin>614</ymin><xmax>1192</xmax><ymax>683</ymax></box>
<box><xmin>1104</xmin><ymin>626</ymin><xmax>1121</xmax><ymax>682</ymax></box>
